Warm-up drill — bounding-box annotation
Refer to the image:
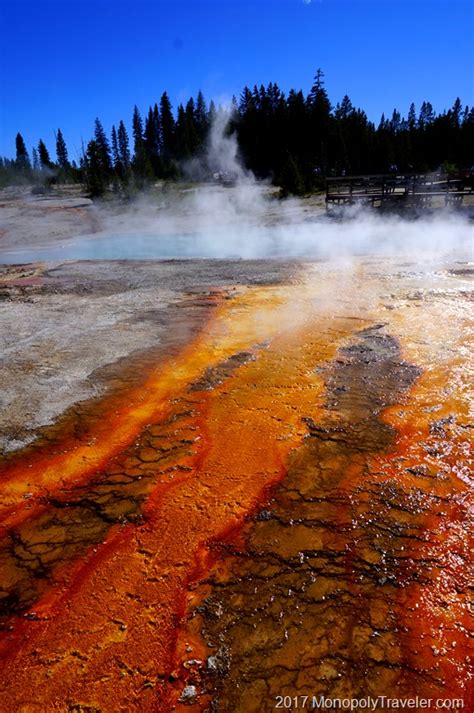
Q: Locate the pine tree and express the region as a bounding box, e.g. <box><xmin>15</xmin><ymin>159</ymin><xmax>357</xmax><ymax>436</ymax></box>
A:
<box><xmin>195</xmin><ymin>91</ymin><xmax>209</xmax><ymax>144</ymax></box>
<box><xmin>175</xmin><ymin>104</ymin><xmax>188</xmax><ymax>159</ymax></box>
<box><xmin>153</xmin><ymin>103</ymin><xmax>161</xmax><ymax>151</ymax></box>
<box><xmin>94</xmin><ymin>118</ymin><xmax>112</xmax><ymax>174</ymax></box>
<box><xmin>390</xmin><ymin>109</ymin><xmax>401</xmax><ymax>133</ymax></box>
<box><xmin>236</xmin><ymin>87</ymin><xmax>258</xmax><ymax>170</ymax></box>
<box><xmin>451</xmin><ymin>98</ymin><xmax>462</xmax><ymax>129</ymax></box>
<box><xmin>208</xmin><ymin>99</ymin><xmax>217</xmax><ymax>127</ymax></box>
<box><xmin>159</xmin><ymin>92</ymin><xmax>177</xmax><ymax>177</ymax></box>
<box><xmin>335</xmin><ymin>95</ymin><xmax>354</xmax><ymax>120</ymax></box>
<box><xmin>55</xmin><ymin>128</ymin><xmax>70</xmax><ymax>168</ymax></box>
<box><xmin>144</xmin><ymin>106</ymin><xmax>160</xmax><ymax>174</ymax></box>
<box><xmin>32</xmin><ymin>148</ymin><xmax>39</xmax><ymax>171</ymax></box>
<box><xmin>117</xmin><ymin>120</ymin><xmax>131</xmax><ymax>172</ymax></box>
<box><xmin>418</xmin><ymin>102</ymin><xmax>435</xmax><ymax>129</ymax></box>
<box><xmin>333</xmin><ymin>95</ymin><xmax>355</xmax><ymax>173</ymax></box>
<box><xmin>378</xmin><ymin>113</ymin><xmax>388</xmax><ymax>131</ymax></box>
<box><xmin>111</xmin><ymin>125</ymin><xmax>120</xmax><ymax>170</ymax></box>
<box><xmin>132</xmin><ymin>105</ymin><xmax>152</xmax><ymax>184</ymax></box>
<box><xmin>185</xmin><ymin>97</ymin><xmax>199</xmax><ymax>155</ymax></box>
<box><xmin>84</xmin><ymin>139</ymin><xmax>107</xmax><ymax>196</ymax></box>
<box><xmin>38</xmin><ymin>139</ymin><xmax>52</xmax><ymax>168</ymax></box>
<box><xmin>15</xmin><ymin>133</ymin><xmax>31</xmax><ymax>170</ymax></box>
<box><xmin>110</xmin><ymin>125</ymin><xmax>122</xmax><ymax>190</ymax></box>
<box><xmin>144</xmin><ymin>107</ymin><xmax>155</xmax><ymax>153</ymax></box>
<box><xmin>286</xmin><ymin>89</ymin><xmax>307</xmax><ymax>160</ymax></box>
<box><xmin>159</xmin><ymin>92</ymin><xmax>175</xmax><ymax>159</ymax></box>
<box><xmin>307</xmin><ymin>69</ymin><xmax>332</xmax><ymax>175</ymax></box>
<box><xmin>307</xmin><ymin>69</ymin><xmax>331</xmax><ymax>115</ymax></box>
<box><xmin>132</xmin><ymin>105</ymin><xmax>144</xmax><ymax>157</ymax></box>
<box><xmin>407</xmin><ymin>103</ymin><xmax>416</xmax><ymax>131</ymax></box>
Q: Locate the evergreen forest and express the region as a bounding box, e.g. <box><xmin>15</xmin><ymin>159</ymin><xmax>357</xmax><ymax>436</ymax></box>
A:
<box><xmin>3</xmin><ymin>71</ymin><xmax>473</xmax><ymax>196</ymax></box>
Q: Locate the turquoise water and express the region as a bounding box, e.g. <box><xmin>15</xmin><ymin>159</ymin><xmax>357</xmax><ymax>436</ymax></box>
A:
<box><xmin>0</xmin><ymin>233</ymin><xmax>203</xmax><ymax>263</ymax></box>
<box><xmin>3</xmin><ymin>218</ymin><xmax>470</xmax><ymax>264</ymax></box>
<box><xmin>0</xmin><ymin>228</ymin><xmax>321</xmax><ymax>263</ymax></box>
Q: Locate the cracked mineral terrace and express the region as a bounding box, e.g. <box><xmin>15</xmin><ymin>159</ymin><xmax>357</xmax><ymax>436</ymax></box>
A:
<box><xmin>0</xmin><ymin>195</ymin><xmax>472</xmax><ymax>713</ymax></box>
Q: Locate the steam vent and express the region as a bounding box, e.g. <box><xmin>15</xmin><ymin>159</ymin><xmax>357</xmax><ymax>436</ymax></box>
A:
<box><xmin>0</xmin><ymin>251</ymin><xmax>472</xmax><ymax>712</ymax></box>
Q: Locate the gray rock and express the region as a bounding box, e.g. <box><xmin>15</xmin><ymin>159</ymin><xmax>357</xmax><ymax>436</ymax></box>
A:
<box><xmin>179</xmin><ymin>685</ymin><xmax>197</xmax><ymax>703</ymax></box>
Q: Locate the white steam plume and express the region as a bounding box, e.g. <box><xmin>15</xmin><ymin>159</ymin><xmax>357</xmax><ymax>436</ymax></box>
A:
<box><xmin>1</xmin><ymin>111</ymin><xmax>472</xmax><ymax>265</ymax></box>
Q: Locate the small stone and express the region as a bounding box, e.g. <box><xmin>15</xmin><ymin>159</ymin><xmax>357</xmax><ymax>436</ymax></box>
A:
<box><xmin>207</xmin><ymin>656</ymin><xmax>219</xmax><ymax>671</ymax></box>
<box><xmin>179</xmin><ymin>685</ymin><xmax>197</xmax><ymax>703</ymax></box>
<box><xmin>256</xmin><ymin>509</ymin><xmax>272</xmax><ymax>521</ymax></box>
<box><xmin>183</xmin><ymin>659</ymin><xmax>202</xmax><ymax>669</ymax></box>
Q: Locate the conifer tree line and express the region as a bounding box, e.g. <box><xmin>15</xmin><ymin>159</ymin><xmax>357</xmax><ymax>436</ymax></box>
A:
<box><xmin>2</xmin><ymin>71</ymin><xmax>473</xmax><ymax>196</ymax></box>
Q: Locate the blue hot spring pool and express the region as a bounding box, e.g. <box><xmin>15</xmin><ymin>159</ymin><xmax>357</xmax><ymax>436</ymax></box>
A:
<box><xmin>0</xmin><ymin>225</ymin><xmax>329</xmax><ymax>263</ymax></box>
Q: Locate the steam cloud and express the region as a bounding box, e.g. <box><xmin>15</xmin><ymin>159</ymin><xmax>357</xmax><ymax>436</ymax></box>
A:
<box><xmin>99</xmin><ymin>113</ymin><xmax>472</xmax><ymax>263</ymax></box>
<box><xmin>1</xmin><ymin>111</ymin><xmax>472</xmax><ymax>264</ymax></box>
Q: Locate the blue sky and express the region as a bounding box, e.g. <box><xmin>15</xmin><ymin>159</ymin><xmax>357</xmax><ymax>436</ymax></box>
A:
<box><xmin>1</xmin><ymin>0</ymin><xmax>473</xmax><ymax>161</ymax></box>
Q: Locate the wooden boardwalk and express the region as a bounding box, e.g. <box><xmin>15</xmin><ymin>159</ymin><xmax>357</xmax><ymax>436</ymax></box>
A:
<box><xmin>326</xmin><ymin>173</ymin><xmax>473</xmax><ymax>211</ymax></box>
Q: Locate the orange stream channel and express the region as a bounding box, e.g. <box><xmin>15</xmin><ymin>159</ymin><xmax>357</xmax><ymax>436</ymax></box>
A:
<box><xmin>0</xmin><ymin>264</ymin><xmax>472</xmax><ymax>712</ymax></box>
<box><xmin>382</xmin><ymin>304</ymin><xmax>473</xmax><ymax>706</ymax></box>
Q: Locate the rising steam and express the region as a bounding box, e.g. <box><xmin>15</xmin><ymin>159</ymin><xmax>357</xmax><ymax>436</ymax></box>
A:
<box><xmin>113</xmin><ymin>112</ymin><xmax>473</xmax><ymax>262</ymax></box>
<box><xmin>1</xmin><ymin>111</ymin><xmax>472</xmax><ymax>264</ymax></box>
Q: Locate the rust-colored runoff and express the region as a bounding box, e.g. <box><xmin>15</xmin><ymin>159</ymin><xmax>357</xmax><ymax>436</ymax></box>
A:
<box><xmin>0</xmin><ymin>263</ymin><xmax>471</xmax><ymax>713</ymax></box>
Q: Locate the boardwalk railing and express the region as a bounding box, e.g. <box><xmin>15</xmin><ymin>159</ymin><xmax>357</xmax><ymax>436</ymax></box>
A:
<box><xmin>325</xmin><ymin>173</ymin><xmax>473</xmax><ymax>211</ymax></box>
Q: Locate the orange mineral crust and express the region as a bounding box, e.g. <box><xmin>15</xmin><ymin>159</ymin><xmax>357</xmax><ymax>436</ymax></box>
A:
<box><xmin>166</xmin><ymin>269</ymin><xmax>473</xmax><ymax>711</ymax></box>
<box><xmin>0</xmin><ymin>261</ymin><xmax>472</xmax><ymax>712</ymax></box>
<box><xmin>0</xmin><ymin>270</ymin><xmax>356</xmax><ymax>709</ymax></box>
<box><xmin>0</xmin><ymin>280</ymin><xmax>318</xmax><ymax>529</ymax></box>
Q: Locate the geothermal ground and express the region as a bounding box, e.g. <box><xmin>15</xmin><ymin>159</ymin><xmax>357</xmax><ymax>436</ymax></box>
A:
<box><xmin>0</xmin><ymin>190</ymin><xmax>472</xmax><ymax>712</ymax></box>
